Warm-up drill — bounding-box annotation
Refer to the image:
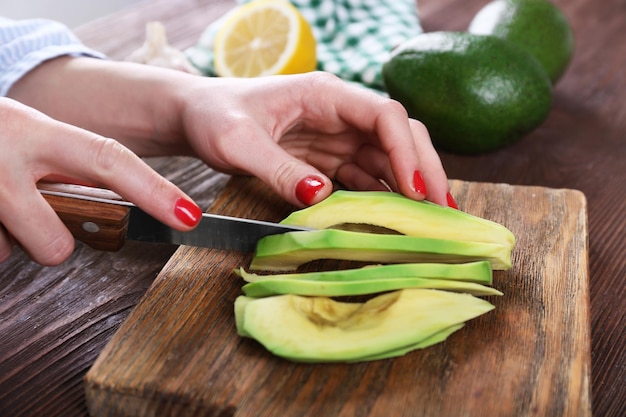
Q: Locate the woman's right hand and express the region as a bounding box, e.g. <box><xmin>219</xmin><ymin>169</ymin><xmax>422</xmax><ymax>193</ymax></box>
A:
<box><xmin>0</xmin><ymin>97</ymin><xmax>202</xmax><ymax>265</ymax></box>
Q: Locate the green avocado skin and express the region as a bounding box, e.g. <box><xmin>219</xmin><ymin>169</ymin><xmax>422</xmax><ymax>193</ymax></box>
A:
<box><xmin>382</xmin><ymin>31</ymin><xmax>552</xmax><ymax>154</ymax></box>
<box><xmin>469</xmin><ymin>0</ymin><xmax>574</xmax><ymax>84</ymax></box>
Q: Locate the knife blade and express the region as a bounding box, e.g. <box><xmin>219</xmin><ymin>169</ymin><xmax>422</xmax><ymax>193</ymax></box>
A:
<box><xmin>38</xmin><ymin>183</ymin><xmax>310</xmax><ymax>252</ymax></box>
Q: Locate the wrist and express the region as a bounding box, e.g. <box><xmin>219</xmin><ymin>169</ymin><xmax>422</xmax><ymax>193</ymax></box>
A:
<box><xmin>9</xmin><ymin>56</ymin><xmax>194</xmax><ymax>156</ymax></box>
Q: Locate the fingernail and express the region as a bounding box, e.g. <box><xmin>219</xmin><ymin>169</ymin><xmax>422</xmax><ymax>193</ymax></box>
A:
<box><xmin>174</xmin><ymin>198</ymin><xmax>202</xmax><ymax>227</ymax></box>
<box><xmin>446</xmin><ymin>192</ymin><xmax>459</xmax><ymax>209</ymax></box>
<box><xmin>413</xmin><ymin>170</ymin><xmax>427</xmax><ymax>196</ymax></box>
<box><xmin>296</xmin><ymin>176</ymin><xmax>325</xmax><ymax>205</ymax></box>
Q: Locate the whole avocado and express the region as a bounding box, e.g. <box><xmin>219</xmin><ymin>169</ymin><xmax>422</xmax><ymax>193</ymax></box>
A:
<box><xmin>382</xmin><ymin>31</ymin><xmax>552</xmax><ymax>154</ymax></box>
<box><xmin>469</xmin><ymin>0</ymin><xmax>574</xmax><ymax>84</ymax></box>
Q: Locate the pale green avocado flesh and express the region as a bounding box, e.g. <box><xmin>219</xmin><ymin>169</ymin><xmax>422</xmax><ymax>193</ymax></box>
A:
<box><xmin>354</xmin><ymin>323</ymin><xmax>465</xmax><ymax>362</ymax></box>
<box><xmin>250</xmin><ymin>229</ymin><xmax>512</xmax><ymax>271</ymax></box>
<box><xmin>236</xmin><ymin>190</ymin><xmax>511</xmax><ymax>362</ymax></box>
<box><xmin>235</xmin><ymin>289</ymin><xmax>495</xmax><ymax>362</ymax></box>
<box><xmin>241</xmin><ymin>275</ymin><xmax>502</xmax><ymax>297</ymax></box>
<box><xmin>237</xmin><ymin>260</ymin><xmax>493</xmax><ymax>284</ymax></box>
<box><xmin>237</xmin><ymin>261</ymin><xmax>500</xmax><ymax>297</ymax></box>
<box><xmin>281</xmin><ymin>190</ymin><xmax>515</xmax><ymax>248</ymax></box>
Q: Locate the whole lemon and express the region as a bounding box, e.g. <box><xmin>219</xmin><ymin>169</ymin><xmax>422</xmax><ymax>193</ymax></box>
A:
<box><xmin>382</xmin><ymin>31</ymin><xmax>552</xmax><ymax>154</ymax></box>
<box><xmin>469</xmin><ymin>0</ymin><xmax>574</xmax><ymax>84</ymax></box>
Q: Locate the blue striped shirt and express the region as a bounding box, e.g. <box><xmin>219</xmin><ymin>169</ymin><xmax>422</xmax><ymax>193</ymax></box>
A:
<box><xmin>0</xmin><ymin>17</ymin><xmax>106</xmax><ymax>96</ymax></box>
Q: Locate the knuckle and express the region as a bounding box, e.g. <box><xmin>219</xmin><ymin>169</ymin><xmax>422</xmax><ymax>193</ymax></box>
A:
<box><xmin>408</xmin><ymin>117</ymin><xmax>428</xmax><ymax>133</ymax></box>
<box><xmin>306</xmin><ymin>71</ymin><xmax>342</xmax><ymax>89</ymax></box>
<box><xmin>272</xmin><ymin>159</ymin><xmax>301</xmax><ymax>191</ymax></box>
<box><xmin>38</xmin><ymin>234</ymin><xmax>74</xmax><ymax>266</ymax></box>
<box><xmin>90</xmin><ymin>137</ymin><xmax>128</xmax><ymax>178</ymax></box>
<box><xmin>290</xmin><ymin>71</ymin><xmax>342</xmax><ymax>95</ymax></box>
<box><xmin>208</xmin><ymin>115</ymin><xmax>254</xmax><ymax>162</ymax></box>
<box><xmin>0</xmin><ymin>98</ymin><xmax>41</xmax><ymax>137</ymax></box>
<box><xmin>383</xmin><ymin>97</ymin><xmax>410</xmax><ymax>118</ymax></box>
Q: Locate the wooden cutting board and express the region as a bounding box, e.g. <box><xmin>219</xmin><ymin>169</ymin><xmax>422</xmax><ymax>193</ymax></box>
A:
<box><xmin>84</xmin><ymin>176</ymin><xmax>591</xmax><ymax>417</ymax></box>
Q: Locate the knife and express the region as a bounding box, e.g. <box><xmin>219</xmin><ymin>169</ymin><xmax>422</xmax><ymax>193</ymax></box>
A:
<box><xmin>38</xmin><ymin>183</ymin><xmax>310</xmax><ymax>252</ymax></box>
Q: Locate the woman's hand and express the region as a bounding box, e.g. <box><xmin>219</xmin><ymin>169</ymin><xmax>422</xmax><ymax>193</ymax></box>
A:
<box><xmin>177</xmin><ymin>72</ymin><xmax>451</xmax><ymax>208</ymax></box>
<box><xmin>4</xmin><ymin>58</ymin><xmax>453</xmax><ymax>266</ymax></box>
<box><xmin>0</xmin><ymin>97</ymin><xmax>201</xmax><ymax>265</ymax></box>
<box><xmin>9</xmin><ymin>58</ymin><xmax>451</xmax><ymax>209</ymax></box>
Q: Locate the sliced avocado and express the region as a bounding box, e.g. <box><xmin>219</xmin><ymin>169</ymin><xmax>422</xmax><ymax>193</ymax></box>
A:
<box><xmin>237</xmin><ymin>261</ymin><xmax>493</xmax><ymax>284</ymax></box>
<box><xmin>235</xmin><ymin>289</ymin><xmax>495</xmax><ymax>362</ymax></box>
<box><xmin>241</xmin><ymin>275</ymin><xmax>502</xmax><ymax>297</ymax></box>
<box><xmin>234</xmin><ymin>295</ymin><xmax>251</xmax><ymax>337</ymax></box>
<box><xmin>237</xmin><ymin>261</ymin><xmax>499</xmax><ymax>297</ymax></box>
<box><xmin>250</xmin><ymin>229</ymin><xmax>512</xmax><ymax>271</ymax></box>
<box><xmin>354</xmin><ymin>323</ymin><xmax>465</xmax><ymax>362</ymax></box>
<box><xmin>281</xmin><ymin>190</ymin><xmax>515</xmax><ymax>249</ymax></box>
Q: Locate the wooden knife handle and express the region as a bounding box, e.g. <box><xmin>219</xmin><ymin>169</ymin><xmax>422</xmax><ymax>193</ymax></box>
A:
<box><xmin>38</xmin><ymin>183</ymin><xmax>131</xmax><ymax>251</ymax></box>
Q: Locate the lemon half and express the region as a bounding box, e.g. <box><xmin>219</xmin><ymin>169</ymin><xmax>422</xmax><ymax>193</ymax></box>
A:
<box><xmin>213</xmin><ymin>0</ymin><xmax>317</xmax><ymax>77</ymax></box>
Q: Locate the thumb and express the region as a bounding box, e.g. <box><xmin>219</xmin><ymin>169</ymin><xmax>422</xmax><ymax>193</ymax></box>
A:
<box><xmin>265</xmin><ymin>155</ymin><xmax>332</xmax><ymax>207</ymax></box>
<box><xmin>276</xmin><ymin>159</ymin><xmax>331</xmax><ymax>207</ymax></box>
<box><xmin>235</xmin><ymin>137</ymin><xmax>332</xmax><ymax>207</ymax></box>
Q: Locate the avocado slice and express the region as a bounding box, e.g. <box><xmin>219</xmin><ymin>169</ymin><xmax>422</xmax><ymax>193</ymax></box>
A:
<box><xmin>281</xmin><ymin>190</ymin><xmax>515</xmax><ymax>249</ymax></box>
<box><xmin>250</xmin><ymin>229</ymin><xmax>512</xmax><ymax>271</ymax></box>
<box><xmin>354</xmin><ymin>324</ymin><xmax>465</xmax><ymax>362</ymax></box>
<box><xmin>241</xmin><ymin>275</ymin><xmax>502</xmax><ymax>297</ymax></box>
<box><xmin>235</xmin><ymin>289</ymin><xmax>495</xmax><ymax>362</ymax></box>
<box><xmin>237</xmin><ymin>261</ymin><xmax>500</xmax><ymax>297</ymax></box>
<box><xmin>237</xmin><ymin>261</ymin><xmax>493</xmax><ymax>284</ymax></box>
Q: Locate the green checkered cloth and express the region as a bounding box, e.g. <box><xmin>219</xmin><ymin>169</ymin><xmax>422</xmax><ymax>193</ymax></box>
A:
<box><xmin>186</xmin><ymin>0</ymin><xmax>422</xmax><ymax>92</ymax></box>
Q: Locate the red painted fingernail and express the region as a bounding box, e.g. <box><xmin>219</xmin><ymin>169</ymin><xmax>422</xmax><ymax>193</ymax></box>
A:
<box><xmin>413</xmin><ymin>170</ymin><xmax>427</xmax><ymax>196</ymax></box>
<box><xmin>174</xmin><ymin>198</ymin><xmax>202</xmax><ymax>227</ymax></box>
<box><xmin>296</xmin><ymin>176</ymin><xmax>325</xmax><ymax>206</ymax></box>
<box><xmin>446</xmin><ymin>192</ymin><xmax>459</xmax><ymax>209</ymax></box>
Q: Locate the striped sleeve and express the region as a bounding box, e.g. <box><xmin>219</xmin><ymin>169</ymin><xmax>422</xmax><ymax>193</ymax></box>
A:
<box><xmin>0</xmin><ymin>17</ymin><xmax>107</xmax><ymax>96</ymax></box>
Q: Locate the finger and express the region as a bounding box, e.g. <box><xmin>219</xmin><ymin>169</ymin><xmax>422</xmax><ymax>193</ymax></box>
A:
<box><xmin>335</xmin><ymin>162</ymin><xmax>391</xmax><ymax>192</ymax></box>
<box><xmin>210</xmin><ymin>123</ymin><xmax>332</xmax><ymax>207</ymax></box>
<box><xmin>259</xmin><ymin>143</ymin><xmax>333</xmax><ymax>207</ymax></box>
<box><xmin>307</xmin><ymin>75</ymin><xmax>449</xmax><ymax>204</ymax></box>
<box><xmin>0</xmin><ymin>111</ymin><xmax>76</xmax><ymax>264</ymax></box>
<box><xmin>408</xmin><ymin>119</ymin><xmax>450</xmax><ymax>206</ymax></box>
<box><xmin>42</xmin><ymin>124</ymin><xmax>202</xmax><ymax>231</ymax></box>
<box><xmin>0</xmin><ymin>183</ymin><xmax>76</xmax><ymax>265</ymax></box>
<box><xmin>2</xmin><ymin>105</ymin><xmax>200</xmax><ymax>264</ymax></box>
<box><xmin>40</xmin><ymin>173</ymin><xmax>99</xmax><ymax>187</ymax></box>
<box><xmin>0</xmin><ymin>223</ymin><xmax>14</xmax><ymax>264</ymax></box>
<box><xmin>351</xmin><ymin>144</ymin><xmax>399</xmax><ymax>191</ymax></box>
<box><xmin>340</xmin><ymin>103</ymin><xmax>448</xmax><ymax>205</ymax></box>
<box><xmin>358</xmin><ymin>100</ymin><xmax>428</xmax><ymax>200</ymax></box>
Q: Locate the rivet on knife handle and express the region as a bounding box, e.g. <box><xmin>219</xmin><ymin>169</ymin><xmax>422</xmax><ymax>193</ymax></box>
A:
<box><xmin>39</xmin><ymin>183</ymin><xmax>131</xmax><ymax>251</ymax></box>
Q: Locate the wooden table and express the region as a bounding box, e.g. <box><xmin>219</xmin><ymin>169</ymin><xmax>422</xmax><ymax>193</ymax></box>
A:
<box><xmin>0</xmin><ymin>0</ymin><xmax>623</xmax><ymax>416</ymax></box>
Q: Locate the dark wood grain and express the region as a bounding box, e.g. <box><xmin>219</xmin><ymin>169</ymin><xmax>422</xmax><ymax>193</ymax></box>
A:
<box><xmin>84</xmin><ymin>177</ymin><xmax>590</xmax><ymax>417</ymax></box>
<box><xmin>0</xmin><ymin>0</ymin><xmax>624</xmax><ymax>416</ymax></box>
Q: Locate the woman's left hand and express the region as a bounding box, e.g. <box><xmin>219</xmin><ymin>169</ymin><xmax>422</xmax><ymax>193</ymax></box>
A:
<box><xmin>177</xmin><ymin>72</ymin><xmax>451</xmax><ymax>207</ymax></box>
